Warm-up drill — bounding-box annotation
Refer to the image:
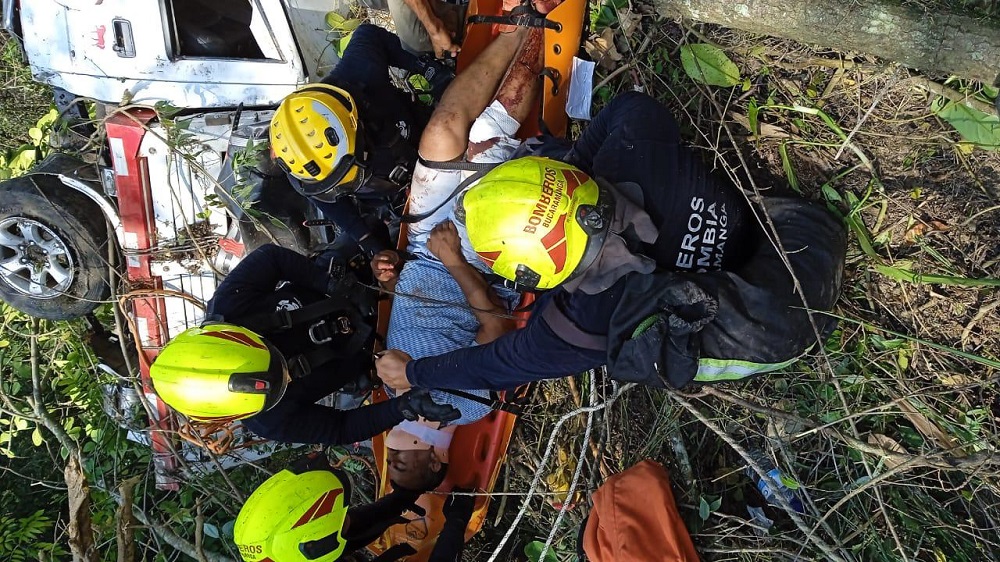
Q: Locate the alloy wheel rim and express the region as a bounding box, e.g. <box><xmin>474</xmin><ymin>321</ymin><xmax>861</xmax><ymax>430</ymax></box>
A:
<box><xmin>0</xmin><ymin>217</ymin><xmax>75</xmax><ymax>298</ymax></box>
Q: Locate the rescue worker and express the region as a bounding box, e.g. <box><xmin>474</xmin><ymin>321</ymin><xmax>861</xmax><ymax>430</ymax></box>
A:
<box><xmin>374</xmin><ymin>91</ymin><xmax>847</xmax><ymax>392</ymax></box>
<box><xmin>149</xmin><ymin>243</ymin><xmax>459</xmax><ymax>445</ymax></box>
<box><xmin>270</xmin><ymin>23</ymin><xmax>453</xmax><ymax>257</ymax></box>
<box><xmin>234</xmin><ymin>453</ymin><xmax>474</xmax><ymax>561</ymax></box>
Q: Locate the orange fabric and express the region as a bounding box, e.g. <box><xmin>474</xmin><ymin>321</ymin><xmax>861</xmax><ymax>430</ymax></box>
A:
<box><xmin>583</xmin><ymin>460</ymin><xmax>700</xmax><ymax>562</ymax></box>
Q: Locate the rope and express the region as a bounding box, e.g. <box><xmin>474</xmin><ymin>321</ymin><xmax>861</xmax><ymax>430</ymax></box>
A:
<box><xmin>358</xmin><ymin>281</ymin><xmax>523</xmax><ymax>321</ymax></box>
<box><xmin>540</xmin><ymin>369</ymin><xmax>599</xmax><ymax>559</ymax></box>
<box><xmin>486</xmin><ymin>380</ymin><xmax>636</xmax><ymax>562</ymax></box>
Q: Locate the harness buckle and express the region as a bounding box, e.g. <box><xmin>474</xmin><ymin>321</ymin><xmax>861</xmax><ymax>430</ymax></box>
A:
<box><xmin>288</xmin><ymin>354</ymin><xmax>312</xmax><ymax>379</ymax></box>
<box><xmin>388</xmin><ymin>164</ymin><xmax>410</xmax><ymax>185</ymax></box>
<box><xmin>308</xmin><ymin>320</ymin><xmax>333</xmax><ymax>345</ymax></box>
<box><xmin>275</xmin><ymin>309</ymin><xmax>294</xmax><ymax>330</ymax></box>
<box><xmin>335</xmin><ymin>316</ymin><xmax>353</xmax><ymax>334</ymax></box>
<box><xmin>502</xmin><ymin>278</ymin><xmax>522</xmax><ymax>292</ymax></box>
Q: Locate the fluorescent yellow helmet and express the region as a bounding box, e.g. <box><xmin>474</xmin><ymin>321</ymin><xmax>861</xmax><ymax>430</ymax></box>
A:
<box><xmin>459</xmin><ymin>156</ymin><xmax>613</xmax><ymax>289</ymax></box>
<box><xmin>149</xmin><ymin>324</ymin><xmax>289</xmax><ymax>422</ymax></box>
<box><xmin>235</xmin><ymin>455</ymin><xmax>351</xmax><ymax>562</ymax></box>
<box><xmin>270</xmin><ymin>83</ymin><xmax>364</xmax><ymax>202</ymax></box>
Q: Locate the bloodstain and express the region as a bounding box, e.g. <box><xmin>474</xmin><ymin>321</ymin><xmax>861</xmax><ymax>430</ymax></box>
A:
<box><xmin>467</xmin><ymin>138</ymin><xmax>499</xmax><ymax>160</ymax></box>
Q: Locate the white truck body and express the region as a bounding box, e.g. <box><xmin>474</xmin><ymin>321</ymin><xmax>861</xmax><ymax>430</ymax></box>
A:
<box><xmin>18</xmin><ymin>0</ymin><xmax>345</xmax><ymax>107</ymax></box>
<box><xmin>2</xmin><ymin>0</ymin><xmax>361</xmax><ymax>489</ymax></box>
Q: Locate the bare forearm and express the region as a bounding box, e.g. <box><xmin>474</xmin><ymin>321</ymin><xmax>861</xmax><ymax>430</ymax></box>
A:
<box><xmin>495</xmin><ymin>28</ymin><xmax>544</xmax><ymax>124</ymax></box>
<box><xmin>445</xmin><ymin>262</ymin><xmax>513</xmax><ymax>343</ymax></box>
<box><xmin>402</xmin><ymin>0</ymin><xmax>446</xmax><ymax>40</ymax></box>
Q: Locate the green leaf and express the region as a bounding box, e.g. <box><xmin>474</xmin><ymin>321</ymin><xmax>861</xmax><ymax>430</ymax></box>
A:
<box><xmin>325</xmin><ymin>11</ymin><xmax>345</xmax><ymax>29</ymax></box>
<box><xmin>13</xmin><ymin>417</ymin><xmax>27</xmax><ymax>431</ymax></box>
<box><xmin>28</xmin><ymin>128</ymin><xmax>43</xmax><ymax>142</ymax></box>
<box><xmin>340</xmin><ymin>19</ymin><xmax>362</xmax><ymax>33</ymax></box>
<box><xmin>31</xmin><ymin>428</ymin><xmax>43</xmax><ymax>447</ymax></box>
<box><xmin>778</xmin><ymin>475</ymin><xmax>800</xmax><ymax>490</ymax></box>
<box><xmin>931</xmin><ymin>97</ymin><xmax>1000</xmax><ymax>150</ymax></box>
<box><xmin>680</xmin><ymin>44</ymin><xmax>741</xmax><ymax>87</ymax></box>
<box><xmin>710</xmin><ymin>496</ymin><xmax>722</xmax><ymax>511</ymax></box>
<box><xmin>778</xmin><ymin>142</ymin><xmax>800</xmax><ymax>194</ymax></box>
<box><xmin>698</xmin><ymin>496</ymin><xmax>711</xmax><ymax>520</ymax></box>
<box><xmin>747</xmin><ymin>98</ymin><xmax>760</xmax><ymax>137</ymax></box>
<box><xmin>8</xmin><ymin>148</ymin><xmax>37</xmax><ymax>174</ymax></box>
<box><xmin>523</xmin><ymin>541</ymin><xmax>558</xmax><ymax>562</ymax></box>
<box><xmin>203</xmin><ymin>523</ymin><xmax>220</xmax><ymax>539</ymax></box>
<box><xmin>337</xmin><ymin>35</ymin><xmax>352</xmax><ymax>57</ymax></box>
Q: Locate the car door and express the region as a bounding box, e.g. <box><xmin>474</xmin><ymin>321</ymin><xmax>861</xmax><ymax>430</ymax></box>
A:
<box><xmin>20</xmin><ymin>0</ymin><xmax>309</xmax><ymax>107</ymax></box>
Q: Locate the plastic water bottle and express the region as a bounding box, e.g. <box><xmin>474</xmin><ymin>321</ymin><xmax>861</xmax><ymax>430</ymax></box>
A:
<box><xmin>744</xmin><ymin>449</ymin><xmax>804</xmax><ymax>513</ymax></box>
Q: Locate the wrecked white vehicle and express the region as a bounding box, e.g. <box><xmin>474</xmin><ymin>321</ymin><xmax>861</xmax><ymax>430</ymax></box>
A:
<box><xmin>0</xmin><ymin>0</ymin><xmax>359</xmax><ymax>487</ymax></box>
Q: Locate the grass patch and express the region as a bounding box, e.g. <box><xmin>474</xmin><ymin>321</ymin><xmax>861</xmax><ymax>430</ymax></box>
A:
<box><xmin>0</xmin><ymin>35</ymin><xmax>51</xmax><ymax>154</ymax></box>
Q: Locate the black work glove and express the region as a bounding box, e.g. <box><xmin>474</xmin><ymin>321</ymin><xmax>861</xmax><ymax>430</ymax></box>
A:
<box><xmin>397</xmin><ymin>388</ymin><xmax>461</xmax><ymax>423</ymax></box>
<box><xmin>442</xmin><ymin>488</ymin><xmax>475</xmax><ymax>524</ymax></box>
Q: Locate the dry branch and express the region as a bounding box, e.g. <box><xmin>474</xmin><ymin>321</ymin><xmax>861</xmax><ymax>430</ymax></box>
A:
<box><xmin>65</xmin><ymin>456</ymin><xmax>98</xmax><ymax>562</ymax></box>
<box><xmin>657</xmin><ymin>0</ymin><xmax>1000</xmax><ymax>84</ymax></box>
<box><xmin>116</xmin><ymin>476</ymin><xmax>141</xmax><ymax>562</ymax></box>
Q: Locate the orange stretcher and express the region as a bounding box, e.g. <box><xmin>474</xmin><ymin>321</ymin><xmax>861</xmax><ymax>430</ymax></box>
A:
<box><xmin>366</xmin><ymin>0</ymin><xmax>586</xmax><ymax>559</ymax></box>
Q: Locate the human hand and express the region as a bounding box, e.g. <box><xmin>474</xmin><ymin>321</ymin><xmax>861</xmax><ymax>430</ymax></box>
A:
<box><xmin>430</xmin><ymin>28</ymin><xmax>460</xmax><ymax>59</ymax></box>
<box><xmin>375</xmin><ymin>349</ymin><xmax>413</xmax><ymax>391</ymax></box>
<box><xmin>370</xmin><ymin>250</ymin><xmax>401</xmax><ymax>286</ymax></box>
<box><xmin>427</xmin><ymin>220</ymin><xmax>464</xmax><ymax>267</ymax></box>
<box><xmin>442</xmin><ymin>487</ymin><xmax>476</xmax><ymax>522</ymax></box>
<box><xmin>398</xmin><ymin>388</ymin><xmax>461</xmax><ymax>423</ymax></box>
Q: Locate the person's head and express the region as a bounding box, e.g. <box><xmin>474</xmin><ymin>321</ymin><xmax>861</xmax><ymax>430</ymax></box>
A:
<box><xmin>235</xmin><ymin>454</ymin><xmax>352</xmax><ymax>561</ymax></box>
<box><xmin>270</xmin><ymin>83</ymin><xmax>366</xmax><ymax>203</ymax></box>
<box><xmin>387</xmin><ymin>447</ymin><xmax>448</xmax><ymax>492</ymax></box>
<box><xmin>149</xmin><ymin>323</ymin><xmax>290</xmax><ymax>421</ymax></box>
<box><xmin>458</xmin><ymin>156</ymin><xmax>615</xmax><ymax>290</ymax></box>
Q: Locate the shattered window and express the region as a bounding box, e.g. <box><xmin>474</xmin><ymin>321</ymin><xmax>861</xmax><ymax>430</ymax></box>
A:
<box><xmin>167</xmin><ymin>0</ymin><xmax>280</xmax><ymax>60</ymax></box>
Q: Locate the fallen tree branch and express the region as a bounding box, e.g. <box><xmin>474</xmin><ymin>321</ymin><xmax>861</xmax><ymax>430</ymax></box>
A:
<box><xmin>116</xmin><ymin>476</ymin><xmax>141</xmax><ymax>562</ymax></box>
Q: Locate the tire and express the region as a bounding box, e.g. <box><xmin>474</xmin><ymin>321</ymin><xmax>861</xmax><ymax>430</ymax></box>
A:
<box><xmin>0</xmin><ymin>176</ymin><xmax>110</xmax><ymax>320</ymax></box>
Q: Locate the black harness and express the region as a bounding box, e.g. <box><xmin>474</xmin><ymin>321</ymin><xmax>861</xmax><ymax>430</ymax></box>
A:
<box><xmin>234</xmin><ymin>289</ymin><xmax>373</xmax><ymax>380</ymax></box>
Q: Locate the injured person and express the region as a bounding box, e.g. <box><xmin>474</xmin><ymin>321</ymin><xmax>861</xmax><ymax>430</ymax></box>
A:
<box><xmin>371</xmin><ymin>24</ymin><xmax>546</xmax><ymax>491</ymax></box>
<box><xmin>382</xmin><ymin>221</ymin><xmax>519</xmax><ymax>491</ymax></box>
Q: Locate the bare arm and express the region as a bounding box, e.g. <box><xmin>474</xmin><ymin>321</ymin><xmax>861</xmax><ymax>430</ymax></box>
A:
<box><xmin>419</xmin><ymin>28</ymin><xmax>529</xmax><ymax>161</ymax></box>
<box><xmin>427</xmin><ymin>221</ymin><xmax>515</xmax><ymax>344</ymax></box>
<box><xmin>401</xmin><ymin>0</ymin><xmax>460</xmax><ymax>58</ymax></box>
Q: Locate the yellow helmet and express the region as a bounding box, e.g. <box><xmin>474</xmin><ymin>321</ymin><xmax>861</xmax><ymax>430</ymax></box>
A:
<box><xmin>149</xmin><ymin>324</ymin><xmax>289</xmax><ymax>422</ymax></box>
<box><xmin>459</xmin><ymin>157</ymin><xmax>613</xmax><ymax>289</ymax></box>
<box><xmin>270</xmin><ymin>83</ymin><xmax>365</xmax><ymax>202</ymax></box>
<box><xmin>235</xmin><ymin>454</ymin><xmax>351</xmax><ymax>562</ymax></box>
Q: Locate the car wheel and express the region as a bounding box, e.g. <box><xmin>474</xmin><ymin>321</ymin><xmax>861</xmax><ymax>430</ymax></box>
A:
<box><xmin>0</xmin><ymin>177</ymin><xmax>110</xmax><ymax>320</ymax></box>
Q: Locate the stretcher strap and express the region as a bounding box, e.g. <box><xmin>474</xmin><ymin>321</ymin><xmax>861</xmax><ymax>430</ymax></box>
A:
<box><xmin>400</xmin><ymin>167</ymin><xmax>494</xmax><ymax>223</ymax></box>
<box><xmin>437</xmin><ymin>388</ymin><xmax>524</xmax><ymax>416</ymax></box>
<box><xmin>467</xmin><ymin>13</ymin><xmax>562</xmax><ymax>31</ymax></box>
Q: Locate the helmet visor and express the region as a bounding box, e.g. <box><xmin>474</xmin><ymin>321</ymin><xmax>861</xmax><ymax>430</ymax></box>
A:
<box><xmin>226</xmin><ymin>340</ymin><xmax>291</xmax><ymax>413</ymax></box>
